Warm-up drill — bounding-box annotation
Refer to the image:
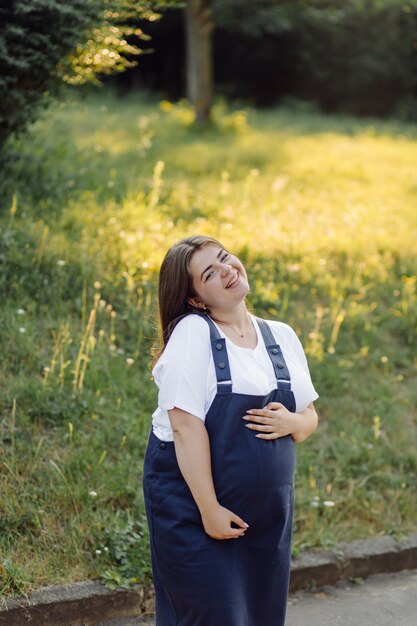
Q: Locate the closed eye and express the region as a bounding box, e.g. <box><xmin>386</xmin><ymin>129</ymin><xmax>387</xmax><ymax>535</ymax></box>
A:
<box><xmin>205</xmin><ymin>253</ymin><xmax>230</xmax><ymax>281</ymax></box>
<box><xmin>202</xmin><ymin>250</ymin><xmax>231</xmax><ymax>282</ymax></box>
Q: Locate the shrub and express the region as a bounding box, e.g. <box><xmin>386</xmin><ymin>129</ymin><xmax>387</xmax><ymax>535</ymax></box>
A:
<box><xmin>0</xmin><ymin>0</ymin><xmax>102</xmax><ymax>149</ymax></box>
<box><xmin>0</xmin><ymin>0</ymin><xmax>159</xmax><ymax>150</ymax></box>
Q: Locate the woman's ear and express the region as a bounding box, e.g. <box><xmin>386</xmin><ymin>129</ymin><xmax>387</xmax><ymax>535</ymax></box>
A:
<box><xmin>187</xmin><ymin>297</ymin><xmax>206</xmax><ymax>310</ymax></box>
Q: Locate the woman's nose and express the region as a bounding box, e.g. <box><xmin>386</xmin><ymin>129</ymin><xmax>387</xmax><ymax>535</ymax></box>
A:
<box><xmin>220</xmin><ymin>264</ymin><xmax>232</xmax><ymax>277</ymax></box>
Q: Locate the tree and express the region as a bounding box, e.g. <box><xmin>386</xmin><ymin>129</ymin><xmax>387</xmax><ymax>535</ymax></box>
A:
<box><xmin>182</xmin><ymin>0</ymin><xmax>296</xmax><ymax>124</ymax></box>
<box><xmin>184</xmin><ymin>0</ymin><xmax>214</xmax><ymax>125</ymax></box>
<box><xmin>0</xmin><ymin>1</ymin><xmax>163</xmax><ymax>150</ymax></box>
<box><xmin>61</xmin><ymin>1</ymin><xmax>157</xmax><ymax>85</ymax></box>
<box><xmin>211</xmin><ymin>0</ymin><xmax>417</xmax><ymax>114</ymax></box>
<box><xmin>0</xmin><ymin>0</ymin><xmax>98</xmax><ymax>148</ymax></box>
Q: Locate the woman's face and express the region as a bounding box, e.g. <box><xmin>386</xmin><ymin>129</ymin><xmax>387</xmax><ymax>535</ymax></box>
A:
<box><xmin>188</xmin><ymin>244</ymin><xmax>250</xmax><ymax>311</ymax></box>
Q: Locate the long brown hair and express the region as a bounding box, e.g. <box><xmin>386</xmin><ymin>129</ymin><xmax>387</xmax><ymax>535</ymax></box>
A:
<box><xmin>152</xmin><ymin>235</ymin><xmax>226</xmax><ymax>365</ymax></box>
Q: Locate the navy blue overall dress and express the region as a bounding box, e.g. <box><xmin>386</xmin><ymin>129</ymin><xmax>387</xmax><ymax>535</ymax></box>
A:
<box><xmin>143</xmin><ymin>315</ymin><xmax>296</xmax><ymax>626</ymax></box>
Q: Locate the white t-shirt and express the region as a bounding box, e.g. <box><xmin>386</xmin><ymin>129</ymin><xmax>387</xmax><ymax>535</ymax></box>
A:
<box><xmin>152</xmin><ymin>314</ymin><xmax>319</xmax><ymax>441</ymax></box>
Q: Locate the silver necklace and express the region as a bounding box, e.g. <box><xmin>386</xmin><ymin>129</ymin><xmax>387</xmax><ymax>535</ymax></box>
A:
<box><xmin>212</xmin><ymin>315</ymin><xmax>252</xmax><ymax>338</ymax></box>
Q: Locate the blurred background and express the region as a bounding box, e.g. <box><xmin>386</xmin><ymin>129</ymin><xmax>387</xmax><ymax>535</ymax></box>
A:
<box><xmin>0</xmin><ymin>0</ymin><xmax>416</xmax><ymax>599</ymax></box>
<box><xmin>121</xmin><ymin>0</ymin><xmax>417</xmax><ymax>118</ymax></box>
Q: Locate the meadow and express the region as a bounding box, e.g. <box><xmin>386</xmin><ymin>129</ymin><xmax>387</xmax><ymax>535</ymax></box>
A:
<box><xmin>1</xmin><ymin>91</ymin><xmax>416</xmax><ymax>595</ymax></box>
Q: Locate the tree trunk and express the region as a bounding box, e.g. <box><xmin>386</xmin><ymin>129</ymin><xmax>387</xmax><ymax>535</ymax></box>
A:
<box><xmin>185</xmin><ymin>0</ymin><xmax>214</xmax><ymax>125</ymax></box>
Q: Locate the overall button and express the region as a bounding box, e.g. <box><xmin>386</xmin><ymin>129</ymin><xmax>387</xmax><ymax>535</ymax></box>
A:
<box><xmin>218</xmin><ymin>362</ymin><xmax>226</xmax><ymax>369</ymax></box>
<box><xmin>159</xmin><ymin>442</ymin><xmax>166</xmax><ymax>450</ymax></box>
<box><xmin>216</xmin><ymin>343</ymin><xmax>223</xmax><ymax>350</ymax></box>
<box><xmin>276</xmin><ymin>362</ymin><xmax>284</xmax><ymax>369</ymax></box>
<box><xmin>271</xmin><ymin>348</ymin><xmax>279</xmax><ymax>354</ymax></box>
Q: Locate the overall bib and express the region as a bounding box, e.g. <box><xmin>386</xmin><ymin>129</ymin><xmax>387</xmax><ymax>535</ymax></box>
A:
<box><xmin>143</xmin><ymin>315</ymin><xmax>296</xmax><ymax>626</ymax></box>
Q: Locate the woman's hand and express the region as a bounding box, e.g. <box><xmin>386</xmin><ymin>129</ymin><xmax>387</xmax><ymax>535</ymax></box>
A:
<box><xmin>201</xmin><ymin>503</ymin><xmax>249</xmax><ymax>540</ymax></box>
<box><xmin>169</xmin><ymin>408</ymin><xmax>250</xmax><ymax>539</ymax></box>
<box><xmin>243</xmin><ymin>402</ymin><xmax>318</xmax><ymax>443</ymax></box>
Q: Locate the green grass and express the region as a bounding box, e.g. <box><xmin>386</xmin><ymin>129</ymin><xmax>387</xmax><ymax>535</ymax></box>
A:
<box><xmin>1</xmin><ymin>90</ymin><xmax>416</xmax><ymax>594</ymax></box>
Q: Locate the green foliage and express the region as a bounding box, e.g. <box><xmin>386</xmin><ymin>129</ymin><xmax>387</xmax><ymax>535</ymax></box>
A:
<box><xmin>0</xmin><ymin>1</ymin><xmax>181</xmax><ymax>149</ymax></box>
<box><xmin>0</xmin><ymin>559</ymin><xmax>28</xmax><ymax>596</ymax></box>
<box><xmin>212</xmin><ymin>0</ymin><xmax>295</xmax><ymax>35</ymax></box>
<box><xmin>211</xmin><ymin>0</ymin><xmax>417</xmax><ymax>114</ymax></box>
<box><xmin>294</xmin><ymin>0</ymin><xmax>417</xmax><ymax>115</ymax></box>
<box><xmin>61</xmin><ymin>1</ymin><xmax>162</xmax><ymax>85</ymax></box>
<box><xmin>93</xmin><ymin>513</ymin><xmax>152</xmax><ymax>589</ymax></box>
<box><xmin>0</xmin><ymin>92</ymin><xmax>416</xmax><ymax>595</ymax></box>
<box><xmin>0</xmin><ymin>219</ymin><xmax>88</xmax><ymax>306</ymax></box>
<box><xmin>0</xmin><ymin>0</ymin><xmax>101</xmax><ymax>147</ymax></box>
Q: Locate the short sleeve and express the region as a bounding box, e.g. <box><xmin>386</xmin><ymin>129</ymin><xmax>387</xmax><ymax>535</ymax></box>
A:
<box><xmin>286</xmin><ymin>324</ymin><xmax>319</xmax><ymax>403</ymax></box>
<box><xmin>267</xmin><ymin>320</ymin><xmax>319</xmax><ymax>406</ymax></box>
<box><xmin>152</xmin><ymin>315</ymin><xmax>212</xmax><ymax>421</ymax></box>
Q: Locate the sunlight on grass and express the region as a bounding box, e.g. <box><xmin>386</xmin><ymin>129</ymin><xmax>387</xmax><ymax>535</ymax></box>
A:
<box><xmin>1</xmin><ymin>91</ymin><xmax>416</xmax><ymax>593</ymax></box>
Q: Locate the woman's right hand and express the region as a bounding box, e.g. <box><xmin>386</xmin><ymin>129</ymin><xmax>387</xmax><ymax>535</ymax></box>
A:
<box><xmin>168</xmin><ymin>409</ymin><xmax>249</xmax><ymax>540</ymax></box>
<box><xmin>201</xmin><ymin>503</ymin><xmax>249</xmax><ymax>540</ymax></box>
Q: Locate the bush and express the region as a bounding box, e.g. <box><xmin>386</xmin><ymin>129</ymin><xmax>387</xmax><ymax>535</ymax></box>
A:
<box><xmin>93</xmin><ymin>513</ymin><xmax>152</xmax><ymax>589</ymax></box>
<box><xmin>0</xmin><ymin>0</ymin><xmax>101</xmax><ymax>149</ymax></box>
<box><xmin>293</xmin><ymin>0</ymin><xmax>417</xmax><ymax>115</ymax></box>
<box><xmin>0</xmin><ymin>0</ymin><xmax>157</xmax><ymax>151</ymax></box>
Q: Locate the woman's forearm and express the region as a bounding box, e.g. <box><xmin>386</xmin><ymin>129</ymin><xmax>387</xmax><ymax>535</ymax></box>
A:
<box><xmin>168</xmin><ymin>408</ymin><xmax>218</xmax><ymax>514</ymax></box>
<box><xmin>291</xmin><ymin>403</ymin><xmax>318</xmax><ymax>443</ymax></box>
<box><xmin>243</xmin><ymin>401</ymin><xmax>318</xmax><ymax>442</ymax></box>
<box><xmin>168</xmin><ymin>408</ymin><xmax>249</xmax><ymax>540</ymax></box>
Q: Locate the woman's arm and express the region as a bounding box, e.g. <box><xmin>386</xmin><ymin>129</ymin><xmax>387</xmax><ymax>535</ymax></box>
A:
<box><xmin>242</xmin><ymin>402</ymin><xmax>318</xmax><ymax>443</ymax></box>
<box><xmin>168</xmin><ymin>408</ymin><xmax>249</xmax><ymax>539</ymax></box>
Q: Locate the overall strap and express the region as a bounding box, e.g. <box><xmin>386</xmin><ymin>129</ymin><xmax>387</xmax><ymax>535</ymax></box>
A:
<box><xmin>256</xmin><ymin>318</ymin><xmax>292</xmax><ymax>391</ymax></box>
<box><xmin>192</xmin><ymin>314</ymin><xmax>232</xmax><ymax>394</ymax></box>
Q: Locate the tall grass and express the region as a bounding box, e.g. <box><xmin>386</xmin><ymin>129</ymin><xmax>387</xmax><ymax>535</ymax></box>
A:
<box><xmin>0</xmin><ymin>91</ymin><xmax>416</xmax><ymax>594</ymax></box>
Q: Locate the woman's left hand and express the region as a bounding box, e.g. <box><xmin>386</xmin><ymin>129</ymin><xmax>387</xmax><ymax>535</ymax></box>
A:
<box><xmin>243</xmin><ymin>402</ymin><xmax>296</xmax><ymax>440</ymax></box>
<box><xmin>243</xmin><ymin>402</ymin><xmax>318</xmax><ymax>442</ymax></box>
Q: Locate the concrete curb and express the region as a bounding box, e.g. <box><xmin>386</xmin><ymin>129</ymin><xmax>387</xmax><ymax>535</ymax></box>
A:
<box><xmin>0</xmin><ymin>581</ymin><xmax>155</xmax><ymax>626</ymax></box>
<box><xmin>289</xmin><ymin>533</ymin><xmax>417</xmax><ymax>591</ymax></box>
<box><xmin>1</xmin><ymin>533</ymin><xmax>416</xmax><ymax>626</ymax></box>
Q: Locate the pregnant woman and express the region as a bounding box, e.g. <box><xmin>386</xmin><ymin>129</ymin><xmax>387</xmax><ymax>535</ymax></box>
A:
<box><xmin>143</xmin><ymin>235</ymin><xmax>319</xmax><ymax>625</ymax></box>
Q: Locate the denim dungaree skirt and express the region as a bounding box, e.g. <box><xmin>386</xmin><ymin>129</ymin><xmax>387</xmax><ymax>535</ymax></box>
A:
<box><xmin>143</xmin><ymin>315</ymin><xmax>296</xmax><ymax>625</ymax></box>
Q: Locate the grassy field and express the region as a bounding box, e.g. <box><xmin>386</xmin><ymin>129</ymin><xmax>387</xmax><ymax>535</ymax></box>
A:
<box><xmin>1</xmin><ymin>90</ymin><xmax>416</xmax><ymax>595</ymax></box>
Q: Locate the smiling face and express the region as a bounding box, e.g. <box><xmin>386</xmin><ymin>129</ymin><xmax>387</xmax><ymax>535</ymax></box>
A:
<box><xmin>187</xmin><ymin>244</ymin><xmax>250</xmax><ymax>313</ymax></box>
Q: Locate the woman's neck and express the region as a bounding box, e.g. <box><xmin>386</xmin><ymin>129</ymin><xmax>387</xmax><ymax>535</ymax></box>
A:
<box><xmin>209</xmin><ymin>305</ymin><xmax>249</xmax><ymax>327</ymax></box>
<box><xmin>209</xmin><ymin>306</ymin><xmax>252</xmax><ymax>337</ymax></box>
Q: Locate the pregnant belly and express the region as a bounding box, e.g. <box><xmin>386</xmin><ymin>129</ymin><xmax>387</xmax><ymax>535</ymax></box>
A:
<box><xmin>210</xmin><ymin>429</ymin><xmax>296</xmax><ymax>526</ymax></box>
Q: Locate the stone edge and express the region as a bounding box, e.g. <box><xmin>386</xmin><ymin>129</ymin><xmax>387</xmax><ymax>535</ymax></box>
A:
<box><xmin>289</xmin><ymin>532</ymin><xmax>417</xmax><ymax>591</ymax></box>
<box><xmin>1</xmin><ymin>533</ymin><xmax>416</xmax><ymax>626</ymax></box>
